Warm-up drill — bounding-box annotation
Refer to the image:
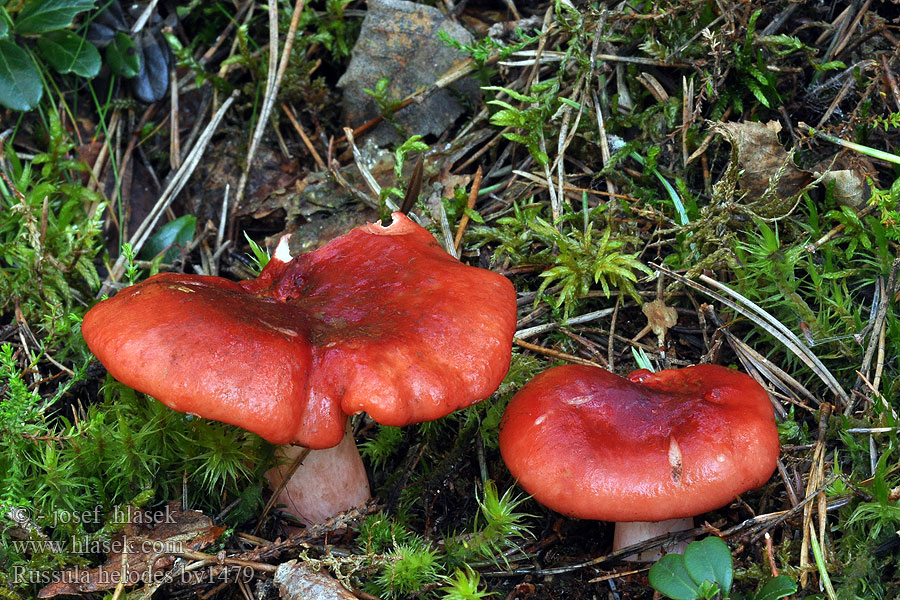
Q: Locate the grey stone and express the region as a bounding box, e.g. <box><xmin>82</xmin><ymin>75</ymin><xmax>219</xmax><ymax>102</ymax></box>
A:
<box><xmin>338</xmin><ymin>0</ymin><xmax>479</xmax><ymax>146</ymax></box>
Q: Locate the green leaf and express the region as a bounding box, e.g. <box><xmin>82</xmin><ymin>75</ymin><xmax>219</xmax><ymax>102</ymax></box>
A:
<box><xmin>755</xmin><ymin>575</ymin><xmax>798</xmax><ymax>600</ymax></box>
<box><xmin>243</xmin><ymin>232</ymin><xmax>270</xmax><ymax>274</ymax></box>
<box><xmin>463</xmin><ymin>207</ymin><xmax>484</xmax><ymax>224</ymax></box>
<box><xmin>683</xmin><ymin>537</ymin><xmax>733</xmax><ymax>595</ymax></box>
<box><xmin>141</xmin><ymin>215</ymin><xmax>197</xmax><ymax>263</ymax></box>
<box><xmin>0</xmin><ymin>40</ymin><xmax>42</xmax><ymax>111</ymax></box>
<box><xmin>889</xmin><ymin>176</ymin><xmax>900</xmax><ymax>202</ymax></box>
<box><xmin>747</xmin><ymin>81</ymin><xmax>770</xmax><ymax>108</ymax></box>
<box><xmin>14</xmin><ymin>0</ymin><xmax>96</xmax><ymax>35</ymax></box>
<box><xmin>649</xmin><ymin>554</ymin><xmax>700</xmax><ymax>600</ymax></box>
<box><xmin>37</xmin><ymin>30</ymin><xmax>100</xmax><ymax>77</ymax></box>
<box><xmin>490</xmin><ymin>108</ymin><xmax>525</xmax><ymax>128</ymax></box>
<box><xmin>813</xmin><ymin>60</ymin><xmax>846</xmax><ymax>72</ymax></box>
<box><xmin>695</xmin><ymin>580</ymin><xmax>721</xmax><ymax>600</ymax></box>
<box><xmin>482</xmin><ymin>85</ymin><xmax>541</xmax><ymax>104</ymax></box>
<box><xmin>0</xmin><ymin>18</ymin><xmax>8</xmax><ymax>38</ymax></box>
<box><xmin>106</xmin><ymin>31</ymin><xmax>140</xmax><ymax>78</ymax></box>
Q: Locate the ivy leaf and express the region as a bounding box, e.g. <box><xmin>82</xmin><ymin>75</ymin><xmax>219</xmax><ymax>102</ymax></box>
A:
<box><xmin>141</xmin><ymin>215</ymin><xmax>197</xmax><ymax>263</ymax></box>
<box><xmin>14</xmin><ymin>0</ymin><xmax>96</xmax><ymax>35</ymax></box>
<box><xmin>37</xmin><ymin>30</ymin><xmax>100</xmax><ymax>77</ymax></box>
<box><xmin>755</xmin><ymin>575</ymin><xmax>798</xmax><ymax>600</ymax></box>
<box><xmin>684</xmin><ymin>537</ymin><xmax>733</xmax><ymax>595</ymax></box>
<box><xmin>648</xmin><ymin>554</ymin><xmax>700</xmax><ymax>600</ymax></box>
<box><xmin>0</xmin><ymin>40</ymin><xmax>42</xmax><ymax>111</ymax></box>
<box><xmin>106</xmin><ymin>31</ymin><xmax>139</xmax><ymax>78</ymax></box>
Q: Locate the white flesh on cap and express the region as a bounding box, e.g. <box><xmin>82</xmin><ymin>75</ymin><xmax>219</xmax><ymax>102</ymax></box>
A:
<box><xmin>612</xmin><ymin>517</ymin><xmax>694</xmax><ymax>562</ymax></box>
<box><xmin>265</xmin><ymin>426</ymin><xmax>370</xmax><ymax>526</ymax></box>
<box><xmin>272</xmin><ymin>234</ymin><xmax>293</xmax><ymax>264</ymax></box>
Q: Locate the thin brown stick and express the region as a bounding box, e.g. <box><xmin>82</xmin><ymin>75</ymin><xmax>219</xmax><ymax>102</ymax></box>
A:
<box><xmin>832</xmin><ymin>0</ymin><xmax>871</xmax><ymax>58</ymax></box>
<box><xmin>253</xmin><ymin>447</ymin><xmax>311</xmax><ymax>535</ymax></box>
<box><xmin>282</xmin><ymin>102</ymin><xmax>326</xmax><ymax>169</ymax></box>
<box><xmin>607</xmin><ymin>299</ymin><xmax>619</xmax><ymax>370</ymax></box>
<box><xmin>806</xmin><ymin>205</ymin><xmax>875</xmax><ymax>253</ymax></box>
<box><xmin>453</xmin><ymin>166</ymin><xmax>482</xmax><ymax>252</ymax></box>
<box><xmin>815</xmin><ymin>77</ymin><xmax>854</xmax><ymax>129</ymax></box>
<box><xmin>514</xmin><ymin>337</ymin><xmax>606</xmax><ymax>368</ymax></box>
<box><xmin>103</xmin><ymin>93</ymin><xmax>237</xmax><ymax>288</ymax></box>
<box><xmin>764</xmin><ymin>532</ymin><xmax>780</xmax><ymax>577</ymax></box>
<box><xmin>176</xmin><ymin>550</ymin><xmax>278</xmax><ymax>574</ymax></box>
<box><xmin>198</xmin><ymin>0</ymin><xmax>253</xmax><ymax>65</ymax></box>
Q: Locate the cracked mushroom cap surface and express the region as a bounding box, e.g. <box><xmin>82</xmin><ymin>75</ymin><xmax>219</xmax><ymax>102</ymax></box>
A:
<box><xmin>82</xmin><ymin>213</ymin><xmax>517</xmax><ymax>449</ymax></box>
<box><xmin>499</xmin><ymin>364</ymin><xmax>779</xmax><ymax>522</ymax></box>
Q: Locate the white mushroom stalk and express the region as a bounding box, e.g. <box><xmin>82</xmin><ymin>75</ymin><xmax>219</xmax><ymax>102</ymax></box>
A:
<box><xmin>265</xmin><ymin>425</ymin><xmax>370</xmax><ymax>526</ymax></box>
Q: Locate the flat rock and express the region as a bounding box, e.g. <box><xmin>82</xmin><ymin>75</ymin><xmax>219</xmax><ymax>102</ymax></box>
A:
<box><xmin>338</xmin><ymin>0</ymin><xmax>478</xmax><ymax>145</ymax></box>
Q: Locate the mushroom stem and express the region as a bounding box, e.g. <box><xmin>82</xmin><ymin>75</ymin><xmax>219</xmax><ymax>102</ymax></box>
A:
<box><xmin>265</xmin><ymin>425</ymin><xmax>370</xmax><ymax>526</ymax></box>
<box><xmin>612</xmin><ymin>518</ymin><xmax>694</xmax><ymax>562</ymax></box>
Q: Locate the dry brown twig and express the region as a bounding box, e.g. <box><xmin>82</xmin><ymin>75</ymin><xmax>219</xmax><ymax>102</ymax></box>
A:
<box><xmin>453</xmin><ymin>166</ymin><xmax>483</xmax><ymax>253</ymax></box>
<box><xmin>513</xmin><ymin>337</ymin><xmax>606</xmax><ymax>368</ymax></box>
<box><xmin>282</xmin><ymin>102</ymin><xmax>326</xmax><ymax>170</ymax></box>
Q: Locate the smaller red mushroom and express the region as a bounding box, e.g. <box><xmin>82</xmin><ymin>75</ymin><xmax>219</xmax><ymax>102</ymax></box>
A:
<box><xmin>83</xmin><ymin>213</ymin><xmax>517</xmax><ymax>525</ymax></box>
<box><xmin>499</xmin><ymin>364</ymin><xmax>779</xmax><ymax>560</ymax></box>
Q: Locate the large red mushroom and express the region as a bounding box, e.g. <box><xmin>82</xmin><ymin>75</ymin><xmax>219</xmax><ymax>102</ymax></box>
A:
<box><xmin>499</xmin><ymin>364</ymin><xmax>779</xmax><ymax>560</ymax></box>
<box><xmin>83</xmin><ymin>213</ymin><xmax>517</xmax><ymax>525</ymax></box>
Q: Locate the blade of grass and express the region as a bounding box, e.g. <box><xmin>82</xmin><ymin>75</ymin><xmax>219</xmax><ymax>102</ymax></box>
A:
<box><xmin>630</xmin><ymin>152</ymin><xmax>689</xmax><ymax>225</ymax></box>
<box><xmin>808</xmin><ymin>522</ymin><xmax>837</xmax><ymax>600</ymax></box>
<box><xmin>804</xmin><ymin>124</ymin><xmax>900</xmax><ymax>165</ymax></box>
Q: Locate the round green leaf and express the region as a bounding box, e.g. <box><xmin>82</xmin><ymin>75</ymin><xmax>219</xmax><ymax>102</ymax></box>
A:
<box><xmin>649</xmin><ymin>554</ymin><xmax>700</xmax><ymax>600</ymax></box>
<box><xmin>37</xmin><ymin>30</ymin><xmax>100</xmax><ymax>78</ymax></box>
<box><xmin>106</xmin><ymin>31</ymin><xmax>139</xmax><ymax>78</ymax></box>
<box><xmin>14</xmin><ymin>0</ymin><xmax>96</xmax><ymax>35</ymax></box>
<box><xmin>141</xmin><ymin>215</ymin><xmax>197</xmax><ymax>264</ymax></box>
<box><xmin>0</xmin><ymin>40</ymin><xmax>43</xmax><ymax>111</ymax></box>
<box><xmin>756</xmin><ymin>575</ymin><xmax>798</xmax><ymax>600</ymax></box>
<box><xmin>684</xmin><ymin>537</ymin><xmax>733</xmax><ymax>594</ymax></box>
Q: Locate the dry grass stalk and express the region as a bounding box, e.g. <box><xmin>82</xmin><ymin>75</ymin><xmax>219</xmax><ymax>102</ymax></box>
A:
<box><xmin>104</xmin><ymin>92</ymin><xmax>238</xmax><ymax>289</ymax></box>
<box><xmin>655</xmin><ymin>264</ymin><xmax>850</xmax><ymax>406</ymax></box>
<box><xmin>229</xmin><ymin>0</ymin><xmax>306</xmax><ymax>238</ymax></box>
<box><xmin>799</xmin><ymin>403</ymin><xmax>831</xmax><ymax>588</ymax></box>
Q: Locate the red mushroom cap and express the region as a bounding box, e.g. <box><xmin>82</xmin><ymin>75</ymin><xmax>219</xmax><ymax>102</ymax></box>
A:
<box><xmin>83</xmin><ymin>213</ymin><xmax>516</xmax><ymax>449</ymax></box>
<box><xmin>499</xmin><ymin>364</ymin><xmax>779</xmax><ymax>522</ymax></box>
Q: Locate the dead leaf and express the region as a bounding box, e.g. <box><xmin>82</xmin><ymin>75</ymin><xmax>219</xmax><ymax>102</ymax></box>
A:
<box><xmin>338</xmin><ymin>0</ymin><xmax>480</xmax><ymax>146</ymax></box>
<box><xmin>642</xmin><ymin>299</ymin><xmax>678</xmax><ymax>344</ymax></box>
<box><xmin>187</xmin><ymin>140</ymin><xmax>300</xmax><ymax>226</ymax></box>
<box><xmin>38</xmin><ymin>503</ymin><xmax>224</xmax><ymax>597</ymax></box>
<box><xmin>816</xmin><ymin>169</ymin><xmax>870</xmax><ymax>208</ymax></box>
<box><xmin>274</xmin><ymin>560</ymin><xmax>356</xmax><ymax>600</ymax></box>
<box><xmin>712</xmin><ymin>121</ymin><xmax>811</xmax><ymax>200</ymax></box>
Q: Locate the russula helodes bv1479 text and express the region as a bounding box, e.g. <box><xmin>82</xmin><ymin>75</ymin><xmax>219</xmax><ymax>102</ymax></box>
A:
<box><xmin>499</xmin><ymin>364</ymin><xmax>779</xmax><ymax>560</ymax></box>
<box><xmin>82</xmin><ymin>213</ymin><xmax>517</xmax><ymax>525</ymax></box>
